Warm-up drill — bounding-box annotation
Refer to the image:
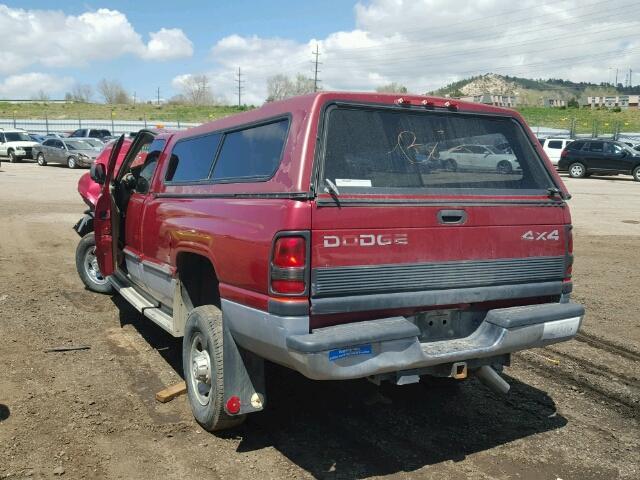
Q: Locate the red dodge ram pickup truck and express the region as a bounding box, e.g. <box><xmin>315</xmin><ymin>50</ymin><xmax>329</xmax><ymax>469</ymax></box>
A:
<box><xmin>76</xmin><ymin>92</ymin><xmax>584</xmax><ymax>431</ymax></box>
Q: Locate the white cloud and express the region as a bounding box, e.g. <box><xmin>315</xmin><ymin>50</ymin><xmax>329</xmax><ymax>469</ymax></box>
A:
<box><xmin>0</xmin><ymin>5</ymin><xmax>193</xmax><ymax>75</ymax></box>
<box><xmin>192</xmin><ymin>0</ymin><xmax>639</xmax><ymax>104</ymax></box>
<box><xmin>143</xmin><ymin>28</ymin><xmax>193</xmax><ymax>60</ymax></box>
<box><xmin>0</xmin><ymin>73</ymin><xmax>73</xmax><ymax>98</ymax></box>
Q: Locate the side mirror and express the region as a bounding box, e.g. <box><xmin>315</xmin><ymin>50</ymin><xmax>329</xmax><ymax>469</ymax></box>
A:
<box><xmin>136</xmin><ymin>177</ymin><xmax>150</xmax><ymax>194</ymax></box>
<box><xmin>90</xmin><ymin>163</ymin><xmax>106</xmax><ymax>185</ymax></box>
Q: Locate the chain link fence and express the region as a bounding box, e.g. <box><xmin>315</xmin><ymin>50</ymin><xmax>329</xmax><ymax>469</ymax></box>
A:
<box><xmin>0</xmin><ymin>117</ymin><xmax>200</xmax><ymax>135</ymax></box>
<box><xmin>2</xmin><ymin>116</ymin><xmax>639</xmax><ymax>144</ymax></box>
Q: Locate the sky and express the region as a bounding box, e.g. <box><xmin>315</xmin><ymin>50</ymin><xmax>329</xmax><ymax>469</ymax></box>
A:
<box><xmin>0</xmin><ymin>0</ymin><xmax>638</xmax><ymax>105</ymax></box>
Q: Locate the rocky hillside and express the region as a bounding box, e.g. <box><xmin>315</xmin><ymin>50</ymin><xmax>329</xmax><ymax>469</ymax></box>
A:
<box><xmin>428</xmin><ymin>73</ymin><xmax>636</xmax><ymax>106</ymax></box>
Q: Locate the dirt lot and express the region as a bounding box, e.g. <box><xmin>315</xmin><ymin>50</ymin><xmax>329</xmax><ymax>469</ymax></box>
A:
<box><xmin>0</xmin><ymin>162</ymin><xmax>638</xmax><ymax>479</ymax></box>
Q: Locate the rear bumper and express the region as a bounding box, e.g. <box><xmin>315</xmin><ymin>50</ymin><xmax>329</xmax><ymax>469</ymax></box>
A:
<box><xmin>224</xmin><ymin>300</ymin><xmax>584</xmax><ymax>381</ymax></box>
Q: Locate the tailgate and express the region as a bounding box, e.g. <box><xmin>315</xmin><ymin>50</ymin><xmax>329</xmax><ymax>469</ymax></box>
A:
<box><xmin>311</xmin><ymin>202</ymin><xmax>569</xmax><ymax>306</ymax></box>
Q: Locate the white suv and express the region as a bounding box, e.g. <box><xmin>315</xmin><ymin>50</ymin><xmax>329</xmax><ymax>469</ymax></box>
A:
<box><xmin>0</xmin><ymin>128</ymin><xmax>39</xmax><ymax>162</ymax></box>
<box><xmin>540</xmin><ymin>138</ymin><xmax>573</xmax><ymax>166</ymax></box>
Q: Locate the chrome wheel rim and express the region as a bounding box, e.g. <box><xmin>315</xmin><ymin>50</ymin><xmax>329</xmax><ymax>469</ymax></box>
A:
<box><xmin>189</xmin><ymin>333</ymin><xmax>212</xmax><ymax>406</ymax></box>
<box><xmin>68</xmin><ymin>157</ymin><xmax>76</xmax><ymax>168</ymax></box>
<box><xmin>83</xmin><ymin>246</ymin><xmax>108</xmax><ymax>285</ymax></box>
<box><xmin>38</xmin><ymin>154</ymin><xmax>45</xmax><ymax>165</ymax></box>
<box><xmin>570</xmin><ymin>164</ymin><xmax>584</xmax><ymax>177</ymax></box>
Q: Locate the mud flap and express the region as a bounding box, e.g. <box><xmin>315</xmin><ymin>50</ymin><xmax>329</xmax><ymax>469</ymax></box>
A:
<box><xmin>73</xmin><ymin>212</ymin><xmax>94</xmax><ymax>237</ymax></box>
<box><xmin>222</xmin><ymin>316</ymin><xmax>266</xmax><ymax>415</ymax></box>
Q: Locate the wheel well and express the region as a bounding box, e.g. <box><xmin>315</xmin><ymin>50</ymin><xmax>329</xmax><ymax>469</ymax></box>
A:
<box><xmin>176</xmin><ymin>252</ymin><xmax>221</xmax><ymax>309</ymax></box>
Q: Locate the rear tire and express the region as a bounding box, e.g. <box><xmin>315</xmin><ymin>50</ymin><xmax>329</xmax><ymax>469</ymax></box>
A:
<box><xmin>183</xmin><ymin>305</ymin><xmax>246</xmax><ymax>432</ymax></box>
<box><xmin>75</xmin><ymin>232</ymin><xmax>113</xmax><ymax>294</ymax></box>
<box><xmin>444</xmin><ymin>158</ymin><xmax>457</xmax><ymax>172</ymax></box>
<box><xmin>633</xmin><ymin>166</ymin><xmax>640</xmax><ymax>182</ymax></box>
<box><xmin>568</xmin><ymin>162</ymin><xmax>586</xmax><ymax>178</ymax></box>
<box><xmin>67</xmin><ymin>156</ymin><xmax>77</xmax><ymax>169</ymax></box>
<box><xmin>37</xmin><ymin>153</ymin><xmax>47</xmax><ymax>166</ymax></box>
<box><xmin>496</xmin><ymin>160</ymin><xmax>513</xmax><ymax>174</ymax></box>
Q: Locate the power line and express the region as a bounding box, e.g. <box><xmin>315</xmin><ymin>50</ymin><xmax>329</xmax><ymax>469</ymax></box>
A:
<box><xmin>236</xmin><ymin>67</ymin><xmax>245</xmax><ymax>107</ymax></box>
<box><xmin>312</xmin><ymin>43</ymin><xmax>322</xmax><ymax>92</ymax></box>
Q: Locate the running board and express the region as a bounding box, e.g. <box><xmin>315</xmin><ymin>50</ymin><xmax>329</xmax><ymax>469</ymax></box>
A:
<box><xmin>110</xmin><ymin>273</ymin><xmax>178</xmax><ymax>337</ymax></box>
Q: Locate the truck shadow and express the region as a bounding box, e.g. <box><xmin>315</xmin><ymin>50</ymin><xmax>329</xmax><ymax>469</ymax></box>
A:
<box><xmin>110</xmin><ymin>297</ymin><xmax>567</xmax><ymax>478</ymax></box>
<box><xmin>111</xmin><ymin>295</ymin><xmax>182</xmax><ymax>372</ymax></box>
<box><xmin>232</xmin><ymin>365</ymin><xmax>567</xmax><ymax>478</ymax></box>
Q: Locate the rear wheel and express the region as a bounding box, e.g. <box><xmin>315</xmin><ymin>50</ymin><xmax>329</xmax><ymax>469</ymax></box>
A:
<box><xmin>75</xmin><ymin>232</ymin><xmax>113</xmax><ymax>294</ymax></box>
<box><xmin>633</xmin><ymin>166</ymin><xmax>640</xmax><ymax>182</ymax></box>
<box><xmin>37</xmin><ymin>153</ymin><xmax>47</xmax><ymax>166</ymax></box>
<box><xmin>443</xmin><ymin>158</ymin><xmax>457</xmax><ymax>172</ymax></box>
<box><xmin>568</xmin><ymin>162</ymin><xmax>586</xmax><ymax>178</ymax></box>
<box><xmin>67</xmin><ymin>156</ymin><xmax>77</xmax><ymax>169</ymax></box>
<box><xmin>496</xmin><ymin>160</ymin><xmax>513</xmax><ymax>174</ymax></box>
<box><xmin>183</xmin><ymin>305</ymin><xmax>246</xmax><ymax>432</ymax></box>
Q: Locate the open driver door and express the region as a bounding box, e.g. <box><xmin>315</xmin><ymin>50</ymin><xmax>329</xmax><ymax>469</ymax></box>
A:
<box><xmin>93</xmin><ymin>134</ymin><xmax>125</xmax><ymax>277</ymax></box>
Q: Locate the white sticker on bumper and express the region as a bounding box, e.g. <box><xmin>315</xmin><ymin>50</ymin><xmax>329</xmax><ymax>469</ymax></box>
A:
<box><xmin>542</xmin><ymin>316</ymin><xmax>581</xmax><ymax>340</ymax></box>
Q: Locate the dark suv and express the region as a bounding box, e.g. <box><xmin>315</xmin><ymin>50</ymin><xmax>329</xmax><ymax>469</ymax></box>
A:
<box><xmin>558</xmin><ymin>139</ymin><xmax>640</xmax><ymax>181</ymax></box>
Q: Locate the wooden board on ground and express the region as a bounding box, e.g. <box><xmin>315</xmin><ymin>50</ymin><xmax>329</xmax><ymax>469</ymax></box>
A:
<box><xmin>155</xmin><ymin>381</ymin><xmax>187</xmax><ymax>403</ymax></box>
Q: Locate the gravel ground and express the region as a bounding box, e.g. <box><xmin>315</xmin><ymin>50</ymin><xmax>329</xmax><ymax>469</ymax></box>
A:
<box><xmin>0</xmin><ymin>162</ymin><xmax>638</xmax><ymax>479</ymax></box>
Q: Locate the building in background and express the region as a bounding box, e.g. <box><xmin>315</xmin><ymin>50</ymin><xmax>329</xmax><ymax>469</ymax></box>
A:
<box><xmin>543</xmin><ymin>98</ymin><xmax>567</xmax><ymax>108</ymax></box>
<box><xmin>583</xmin><ymin>95</ymin><xmax>640</xmax><ymax>109</ymax></box>
<box><xmin>457</xmin><ymin>94</ymin><xmax>517</xmax><ymax>107</ymax></box>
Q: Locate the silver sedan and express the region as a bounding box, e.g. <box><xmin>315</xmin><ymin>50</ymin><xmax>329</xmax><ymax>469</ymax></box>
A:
<box><xmin>32</xmin><ymin>138</ymin><xmax>101</xmax><ymax>168</ymax></box>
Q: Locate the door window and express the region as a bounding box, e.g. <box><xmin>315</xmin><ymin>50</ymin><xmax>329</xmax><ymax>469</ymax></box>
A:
<box><xmin>547</xmin><ymin>140</ymin><xmax>563</xmax><ymax>149</ymax></box>
<box><xmin>588</xmin><ymin>142</ymin><xmax>604</xmax><ymax>152</ymax></box>
<box><xmin>212</xmin><ymin>119</ymin><xmax>289</xmax><ymax>181</ymax></box>
<box><xmin>165</xmin><ymin>133</ymin><xmax>221</xmax><ymax>183</ymax></box>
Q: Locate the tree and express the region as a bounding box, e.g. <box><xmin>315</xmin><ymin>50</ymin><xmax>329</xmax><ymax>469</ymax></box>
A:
<box><xmin>97</xmin><ymin>79</ymin><xmax>131</xmax><ymax>104</ymax></box>
<box><xmin>180</xmin><ymin>74</ymin><xmax>214</xmax><ymax>105</ymax></box>
<box><xmin>375</xmin><ymin>82</ymin><xmax>408</xmax><ymax>94</ymax></box>
<box><xmin>67</xmin><ymin>84</ymin><xmax>93</xmax><ymax>103</ymax></box>
<box><xmin>567</xmin><ymin>97</ymin><xmax>580</xmax><ymax>108</ymax></box>
<box><xmin>31</xmin><ymin>90</ymin><xmax>50</xmax><ymax>102</ymax></box>
<box><xmin>266</xmin><ymin>73</ymin><xmax>315</xmax><ymax>102</ymax></box>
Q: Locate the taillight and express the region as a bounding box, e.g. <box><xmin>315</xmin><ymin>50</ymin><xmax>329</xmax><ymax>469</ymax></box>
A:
<box><xmin>270</xmin><ymin>234</ymin><xmax>307</xmax><ymax>296</ymax></box>
<box><xmin>560</xmin><ymin>148</ymin><xmax>569</xmax><ymax>158</ymax></box>
<box><xmin>565</xmin><ymin>226</ymin><xmax>573</xmax><ymax>280</ymax></box>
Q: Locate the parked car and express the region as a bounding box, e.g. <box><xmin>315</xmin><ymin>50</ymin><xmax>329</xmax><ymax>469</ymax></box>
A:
<box><xmin>32</xmin><ymin>138</ymin><xmax>100</xmax><ymax>168</ymax></box>
<box><xmin>441</xmin><ymin>144</ymin><xmax>520</xmax><ymax>173</ymax></box>
<box><xmin>539</xmin><ymin>138</ymin><xmax>573</xmax><ymax>166</ymax></box>
<box><xmin>0</xmin><ymin>128</ymin><xmax>39</xmax><ymax>162</ymax></box>
<box><xmin>44</xmin><ymin>133</ymin><xmax>68</xmax><ymax>139</ymax></box>
<box><xmin>68</xmin><ymin>128</ymin><xmax>112</xmax><ymax>142</ymax></box>
<box><xmin>79</xmin><ymin>138</ymin><xmax>106</xmax><ymax>151</ymax></box>
<box><xmin>74</xmin><ymin>92</ymin><xmax>583</xmax><ymax>432</ymax></box>
<box><xmin>28</xmin><ymin>133</ymin><xmax>46</xmax><ymax>143</ymax></box>
<box><xmin>558</xmin><ymin>139</ymin><xmax>640</xmax><ymax>181</ymax></box>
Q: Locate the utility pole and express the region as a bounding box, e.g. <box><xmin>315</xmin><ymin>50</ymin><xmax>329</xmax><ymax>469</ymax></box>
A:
<box><xmin>630</xmin><ymin>69</ymin><xmax>633</xmax><ymax>87</ymax></box>
<box><xmin>312</xmin><ymin>43</ymin><xmax>322</xmax><ymax>92</ymax></box>
<box><xmin>156</xmin><ymin>87</ymin><xmax>160</xmax><ymax>106</ymax></box>
<box><xmin>615</xmin><ymin>68</ymin><xmax>619</xmax><ymax>87</ymax></box>
<box><xmin>133</xmin><ymin>91</ymin><xmax>136</xmax><ymax>105</ymax></box>
<box><xmin>236</xmin><ymin>67</ymin><xmax>244</xmax><ymax>108</ymax></box>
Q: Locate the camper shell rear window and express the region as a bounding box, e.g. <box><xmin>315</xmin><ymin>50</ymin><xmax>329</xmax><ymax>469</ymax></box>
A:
<box><xmin>320</xmin><ymin>105</ymin><xmax>555</xmax><ymax>196</ymax></box>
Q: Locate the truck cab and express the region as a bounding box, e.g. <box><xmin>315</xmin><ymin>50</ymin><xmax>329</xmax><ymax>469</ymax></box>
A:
<box><xmin>85</xmin><ymin>92</ymin><xmax>584</xmax><ymax>431</ymax></box>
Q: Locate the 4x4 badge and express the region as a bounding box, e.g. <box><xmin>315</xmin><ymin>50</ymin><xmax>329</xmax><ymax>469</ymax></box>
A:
<box><xmin>522</xmin><ymin>229</ymin><xmax>560</xmax><ymax>241</ymax></box>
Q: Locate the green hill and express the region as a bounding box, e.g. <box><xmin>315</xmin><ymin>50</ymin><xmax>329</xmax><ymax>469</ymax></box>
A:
<box><xmin>428</xmin><ymin>73</ymin><xmax>638</xmax><ymax>107</ymax></box>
